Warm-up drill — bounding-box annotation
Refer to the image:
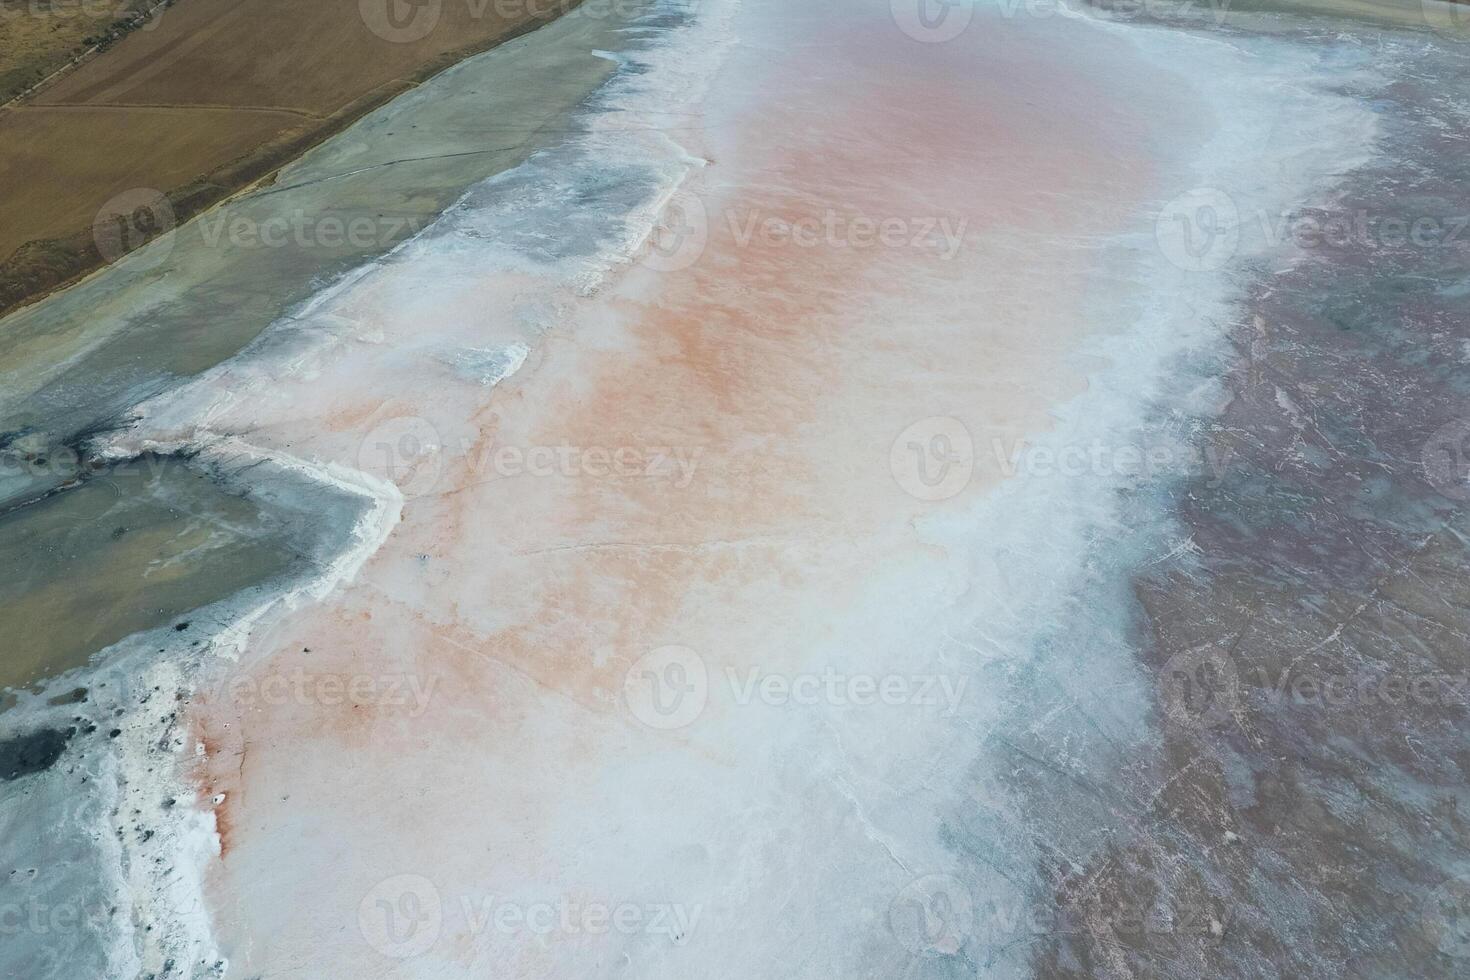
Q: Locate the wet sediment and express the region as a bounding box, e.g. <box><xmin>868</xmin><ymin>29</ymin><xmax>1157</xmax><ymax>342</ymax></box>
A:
<box><xmin>0</xmin><ymin>727</ymin><xmax>74</xmax><ymax>781</ymax></box>
<box><xmin>0</xmin><ymin>447</ymin><xmax>361</xmax><ymax>696</ymax></box>
<box><xmin>1023</xmin><ymin>17</ymin><xmax>1470</xmax><ymax>980</ymax></box>
<box><xmin>0</xmin><ymin>1</ymin><xmax>649</xmax><ymax>705</ymax></box>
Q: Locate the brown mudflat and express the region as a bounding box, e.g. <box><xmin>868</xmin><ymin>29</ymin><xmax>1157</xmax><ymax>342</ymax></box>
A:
<box><xmin>0</xmin><ymin>0</ymin><xmax>577</xmax><ymax>319</ymax></box>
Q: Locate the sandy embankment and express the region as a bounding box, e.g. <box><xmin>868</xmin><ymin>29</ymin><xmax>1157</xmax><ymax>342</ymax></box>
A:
<box><xmin>147</xmin><ymin>1</ymin><xmax>1211</xmax><ymax>976</ymax></box>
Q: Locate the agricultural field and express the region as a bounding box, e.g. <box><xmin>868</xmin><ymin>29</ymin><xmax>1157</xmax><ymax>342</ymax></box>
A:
<box><xmin>0</xmin><ymin>0</ymin><xmax>155</xmax><ymax>104</ymax></box>
<box><xmin>0</xmin><ymin>0</ymin><xmax>575</xmax><ymax>315</ymax></box>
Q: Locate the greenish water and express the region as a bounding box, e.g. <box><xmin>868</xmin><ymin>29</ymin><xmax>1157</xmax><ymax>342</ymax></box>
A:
<box><xmin>0</xmin><ymin>456</ymin><xmax>302</xmax><ymax>691</ymax></box>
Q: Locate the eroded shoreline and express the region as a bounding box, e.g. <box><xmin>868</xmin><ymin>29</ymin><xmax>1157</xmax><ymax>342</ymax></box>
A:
<box><xmin>0</xmin><ymin>4</ymin><xmax>659</xmax><ymax>976</ymax></box>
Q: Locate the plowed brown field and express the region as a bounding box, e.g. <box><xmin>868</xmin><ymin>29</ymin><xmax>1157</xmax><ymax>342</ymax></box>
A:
<box><xmin>0</xmin><ymin>0</ymin><xmax>579</xmax><ymax>316</ymax></box>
